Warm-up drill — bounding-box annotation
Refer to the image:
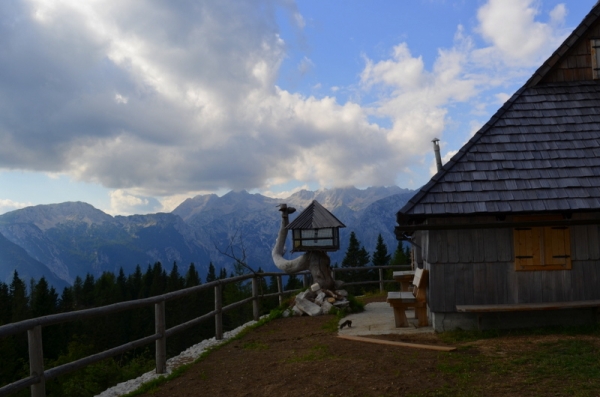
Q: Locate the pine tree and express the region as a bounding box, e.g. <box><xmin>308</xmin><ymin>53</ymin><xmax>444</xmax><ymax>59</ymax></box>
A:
<box><xmin>341</xmin><ymin>232</ymin><xmax>370</xmax><ymax>293</ymax></box>
<box><xmin>185</xmin><ymin>263</ymin><xmax>201</xmax><ymax>287</ymax></box>
<box><xmin>168</xmin><ymin>262</ymin><xmax>184</xmax><ymax>292</ymax></box>
<box><xmin>206</xmin><ymin>262</ymin><xmax>217</xmax><ymax>283</ymax></box>
<box><xmin>372</xmin><ymin>234</ymin><xmax>391</xmax><ymax>267</ymax></box>
<box><xmin>0</xmin><ymin>281</ymin><xmax>11</xmax><ymax>325</ymax></box>
<box><xmin>9</xmin><ymin>271</ymin><xmax>29</xmax><ymax>322</ymax></box>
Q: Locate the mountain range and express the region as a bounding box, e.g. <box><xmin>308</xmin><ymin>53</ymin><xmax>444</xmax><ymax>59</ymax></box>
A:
<box><xmin>0</xmin><ymin>186</ymin><xmax>415</xmax><ymax>290</ymax></box>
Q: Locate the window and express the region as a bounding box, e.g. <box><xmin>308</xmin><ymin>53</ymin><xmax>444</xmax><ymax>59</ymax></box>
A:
<box><xmin>591</xmin><ymin>39</ymin><xmax>600</xmax><ymax>80</ymax></box>
<box><xmin>513</xmin><ymin>216</ymin><xmax>571</xmax><ymax>271</ymax></box>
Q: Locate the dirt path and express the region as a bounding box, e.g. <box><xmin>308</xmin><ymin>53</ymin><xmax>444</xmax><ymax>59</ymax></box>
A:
<box><xmin>137</xmin><ymin>314</ymin><xmax>448</xmax><ymax>397</ymax></box>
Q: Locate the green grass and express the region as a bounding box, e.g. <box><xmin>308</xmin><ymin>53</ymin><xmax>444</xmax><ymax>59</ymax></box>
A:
<box><xmin>417</xmin><ymin>324</ymin><xmax>600</xmax><ymax>397</ymax></box>
<box><xmin>439</xmin><ymin>323</ymin><xmax>600</xmax><ymax>345</ymax></box>
<box><xmin>285</xmin><ymin>343</ymin><xmax>332</xmax><ymax>363</ymax></box>
<box><xmin>242</xmin><ymin>341</ymin><xmax>269</xmax><ymax>350</ymax></box>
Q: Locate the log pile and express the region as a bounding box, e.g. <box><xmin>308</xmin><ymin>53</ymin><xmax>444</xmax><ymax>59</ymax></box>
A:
<box><xmin>283</xmin><ymin>283</ymin><xmax>350</xmax><ymax>317</ymax></box>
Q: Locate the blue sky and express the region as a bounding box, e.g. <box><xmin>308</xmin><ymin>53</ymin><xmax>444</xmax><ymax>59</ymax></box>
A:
<box><xmin>0</xmin><ymin>0</ymin><xmax>596</xmax><ymax>215</ymax></box>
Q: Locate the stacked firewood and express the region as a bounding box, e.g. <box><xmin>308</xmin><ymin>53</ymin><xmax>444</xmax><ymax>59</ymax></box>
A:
<box><xmin>284</xmin><ymin>283</ymin><xmax>350</xmax><ymax>317</ymax></box>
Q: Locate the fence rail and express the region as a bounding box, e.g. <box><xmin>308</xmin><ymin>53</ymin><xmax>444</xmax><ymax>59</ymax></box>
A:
<box><xmin>0</xmin><ymin>265</ymin><xmax>409</xmax><ymax>397</ymax></box>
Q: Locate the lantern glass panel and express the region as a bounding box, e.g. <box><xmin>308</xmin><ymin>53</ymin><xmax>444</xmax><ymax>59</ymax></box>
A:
<box><xmin>293</xmin><ymin>228</ymin><xmax>337</xmax><ymax>249</ymax></box>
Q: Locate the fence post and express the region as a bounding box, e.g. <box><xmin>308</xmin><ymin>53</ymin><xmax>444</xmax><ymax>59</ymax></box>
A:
<box><xmin>215</xmin><ymin>283</ymin><xmax>223</xmax><ymax>340</ymax></box>
<box><xmin>252</xmin><ymin>276</ymin><xmax>259</xmax><ymax>321</ymax></box>
<box><xmin>155</xmin><ymin>301</ymin><xmax>167</xmax><ymax>374</ymax></box>
<box><xmin>302</xmin><ymin>273</ymin><xmax>308</xmax><ymax>289</ymax></box>
<box><xmin>276</xmin><ymin>275</ymin><xmax>283</xmax><ymax>306</ymax></box>
<box><xmin>28</xmin><ymin>325</ymin><xmax>45</xmax><ymax>397</ymax></box>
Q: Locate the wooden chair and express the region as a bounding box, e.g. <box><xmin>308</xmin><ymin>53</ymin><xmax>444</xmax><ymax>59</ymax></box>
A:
<box><xmin>387</xmin><ymin>268</ymin><xmax>428</xmax><ymax>327</ymax></box>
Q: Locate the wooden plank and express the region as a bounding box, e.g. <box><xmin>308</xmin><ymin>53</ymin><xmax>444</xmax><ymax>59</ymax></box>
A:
<box><xmin>454</xmin><ymin>263</ymin><xmax>467</xmax><ymax>306</ymax></box>
<box><xmin>504</xmin><ymin>262</ymin><xmax>518</xmax><ymax>304</ymax></box>
<box><xmin>458</xmin><ymin>229</ymin><xmax>474</xmax><ymax>263</ymax></box>
<box><xmin>473</xmin><ymin>263</ymin><xmax>487</xmax><ymax>305</ymax></box>
<box><xmin>497</xmin><ymin>229</ymin><xmax>513</xmax><ymax>262</ymax></box>
<box><xmin>588</xmin><ymin>225</ymin><xmax>600</xmax><ymax>260</ymax></box>
<box><xmin>428</xmin><ymin>264</ymin><xmax>445</xmax><ymax>312</ymax></box>
<box><xmin>485</xmin><ymin>263</ymin><xmax>497</xmax><ymax>304</ymax></box>
<box><xmin>559</xmin><ymin>268</ymin><xmax>573</xmax><ymax>302</ymax></box>
<box><xmin>438</xmin><ymin>229</ymin><xmax>448</xmax><ymax>264</ymax></box>
<box><xmin>571</xmin><ymin>262</ymin><xmax>586</xmax><ymax>301</ymax></box>
<box><xmin>428</xmin><ymin>230</ymin><xmax>439</xmax><ymax>263</ymax></box>
<box><xmin>456</xmin><ymin>300</ymin><xmax>600</xmax><ymax>313</ymax></box>
<box><xmin>337</xmin><ymin>335</ymin><xmax>456</xmax><ymax>352</ymax></box>
<box><xmin>530</xmin><ymin>271</ymin><xmax>543</xmax><ymax>303</ymax></box>
<box><xmin>541</xmin><ymin>270</ymin><xmax>557</xmax><ymax>303</ymax></box>
<box><xmin>473</xmin><ymin>229</ymin><xmax>485</xmax><ymax>262</ymax></box>
<box><xmin>447</xmin><ymin>228</ymin><xmax>459</xmax><ymax>263</ymax></box>
<box><xmin>495</xmin><ymin>262</ymin><xmax>509</xmax><ymax>304</ymax></box>
<box><xmin>444</xmin><ymin>263</ymin><xmax>457</xmax><ymax>311</ymax></box>
<box><xmin>572</xmin><ymin>225</ymin><xmax>589</xmax><ymax>261</ymax></box>
<box><xmin>483</xmin><ymin>228</ymin><xmax>498</xmax><ymax>262</ymax></box>
<box><xmin>581</xmin><ymin>261</ymin><xmax>599</xmax><ymax>300</ymax></box>
<box><xmin>463</xmin><ymin>263</ymin><xmax>475</xmax><ymax>305</ymax></box>
<box><xmin>516</xmin><ymin>271</ymin><xmax>533</xmax><ymax>304</ymax></box>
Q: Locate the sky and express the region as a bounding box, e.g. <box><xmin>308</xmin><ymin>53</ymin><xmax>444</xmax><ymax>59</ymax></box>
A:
<box><xmin>0</xmin><ymin>0</ymin><xmax>597</xmax><ymax>216</ymax></box>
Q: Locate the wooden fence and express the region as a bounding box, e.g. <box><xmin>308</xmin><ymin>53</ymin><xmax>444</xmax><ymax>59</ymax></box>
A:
<box><xmin>0</xmin><ymin>265</ymin><xmax>408</xmax><ymax>397</ymax></box>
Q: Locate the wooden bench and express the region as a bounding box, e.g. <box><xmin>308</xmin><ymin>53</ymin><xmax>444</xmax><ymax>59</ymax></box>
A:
<box><xmin>387</xmin><ymin>268</ymin><xmax>428</xmax><ymax>327</ymax></box>
<box><xmin>457</xmin><ymin>300</ymin><xmax>600</xmax><ymax>329</ymax></box>
<box><xmin>392</xmin><ymin>270</ymin><xmax>415</xmax><ymax>292</ymax></box>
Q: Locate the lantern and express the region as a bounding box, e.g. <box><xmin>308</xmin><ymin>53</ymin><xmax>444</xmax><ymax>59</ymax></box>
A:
<box><xmin>286</xmin><ymin>200</ymin><xmax>346</xmax><ymax>252</ymax></box>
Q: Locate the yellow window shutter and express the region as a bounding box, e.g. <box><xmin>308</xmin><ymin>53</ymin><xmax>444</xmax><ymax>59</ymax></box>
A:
<box><xmin>514</xmin><ymin>227</ymin><xmax>540</xmax><ymax>269</ymax></box>
<box><xmin>544</xmin><ymin>226</ymin><xmax>572</xmax><ymax>269</ymax></box>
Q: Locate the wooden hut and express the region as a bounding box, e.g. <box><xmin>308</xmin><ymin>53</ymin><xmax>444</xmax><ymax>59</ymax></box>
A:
<box><xmin>395</xmin><ymin>4</ymin><xmax>600</xmax><ymax>331</ymax></box>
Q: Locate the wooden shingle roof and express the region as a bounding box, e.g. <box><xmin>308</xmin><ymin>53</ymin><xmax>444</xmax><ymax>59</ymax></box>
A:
<box><xmin>286</xmin><ymin>200</ymin><xmax>346</xmax><ymax>230</ymax></box>
<box><xmin>398</xmin><ymin>3</ymin><xmax>600</xmax><ymax>222</ymax></box>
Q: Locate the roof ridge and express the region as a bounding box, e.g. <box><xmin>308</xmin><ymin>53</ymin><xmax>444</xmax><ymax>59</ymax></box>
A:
<box><xmin>397</xmin><ymin>2</ymin><xmax>600</xmax><ymax>218</ymax></box>
<box><xmin>526</xmin><ymin>3</ymin><xmax>600</xmax><ymax>88</ymax></box>
<box><xmin>398</xmin><ymin>86</ymin><xmax>526</xmax><ymax>216</ymax></box>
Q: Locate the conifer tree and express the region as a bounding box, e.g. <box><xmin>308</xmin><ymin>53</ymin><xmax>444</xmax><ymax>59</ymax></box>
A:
<box><xmin>9</xmin><ymin>271</ymin><xmax>29</xmax><ymax>322</ymax></box>
<box><xmin>185</xmin><ymin>263</ymin><xmax>201</xmax><ymax>287</ymax></box>
<box><xmin>372</xmin><ymin>234</ymin><xmax>391</xmax><ymax>267</ymax></box>
<box><xmin>206</xmin><ymin>262</ymin><xmax>217</xmax><ymax>283</ymax></box>
<box><xmin>340</xmin><ymin>232</ymin><xmax>370</xmax><ymax>293</ymax></box>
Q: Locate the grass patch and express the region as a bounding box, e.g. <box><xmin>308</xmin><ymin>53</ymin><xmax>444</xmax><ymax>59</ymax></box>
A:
<box><xmin>242</xmin><ymin>341</ymin><xmax>269</xmax><ymax>350</ymax></box>
<box><xmin>421</xmin><ymin>324</ymin><xmax>600</xmax><ymax>397</ymax></box>
<box><xmin>285</xmin><ymin>344</ymin><xmax>332</xmax><ymax>363</ymax></box>
<box><xmin>439</xmin><ymin>323</ymin><xmax>600</xmax><ymax>345</ymax></box>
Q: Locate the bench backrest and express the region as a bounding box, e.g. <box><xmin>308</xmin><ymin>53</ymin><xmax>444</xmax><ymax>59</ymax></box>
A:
<box><xmin>411</xmin><ymin>268</ymin><xmax>428</xmax><ymax>301</ymax></box>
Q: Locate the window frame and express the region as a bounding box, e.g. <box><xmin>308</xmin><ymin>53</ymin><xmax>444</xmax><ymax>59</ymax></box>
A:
<box><xmin>513</xmin><ymin>215</ymin><xmax>572</xmax><ymax>271</ymax></box>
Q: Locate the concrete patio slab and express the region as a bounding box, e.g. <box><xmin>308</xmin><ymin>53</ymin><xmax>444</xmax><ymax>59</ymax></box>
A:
<box><xmin>338</xmin><ymin>302</ymin><xmax>434</xmax><ymax>336</ymax></box>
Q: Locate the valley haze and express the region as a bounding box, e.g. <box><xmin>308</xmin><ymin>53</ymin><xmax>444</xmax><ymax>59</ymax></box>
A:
<box><xmin>0</xmin><ymin>186</ymin><xmax>415</xmax><ymax>290</ymax></box>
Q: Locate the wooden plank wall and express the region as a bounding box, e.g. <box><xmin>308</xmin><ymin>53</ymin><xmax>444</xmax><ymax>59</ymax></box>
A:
<box><xmin>541</xmin><ymin>21</ymin><xmax>600</xmax><ymax>83</ymax></box>
<box><xmin>425</xmin><ymin>215</ymin><xmax>600</xmax><ymax>312</ymax></box>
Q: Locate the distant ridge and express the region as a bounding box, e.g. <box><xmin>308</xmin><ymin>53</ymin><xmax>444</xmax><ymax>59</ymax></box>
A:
<box><xmin>0</xmin><ymin>186</ymin><xmax>415</xmax><ymax>289</ymax></box>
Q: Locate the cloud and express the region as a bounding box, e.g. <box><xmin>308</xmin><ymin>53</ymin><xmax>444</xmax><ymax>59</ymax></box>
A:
<box><xmin>107</xmin><ymin>189</ymin><xmax>162</xmax><ymax>215</ymax></box>
<box><xmin>0</xmin><ymin>199</ymin><xmax>32</xmax><ymax>214</ymax></box>
<box><xmin>0</xmin><ymin>0</ymin><xmax>576</xmax><ymax>210</ymax></box>
<box><xmin>476</xmin><ymin>0</ymin><xmax>567</xmax><ymax>66</ymax></box>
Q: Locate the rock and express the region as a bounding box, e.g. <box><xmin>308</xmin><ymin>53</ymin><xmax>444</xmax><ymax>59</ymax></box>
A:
<box><xmin>334</xmin><ymin>280</ymin><xmax>345</xmax><ymax>289</ymax></box>
<box><xmin>310</xmin><ymin>283</ymin><xmax>321</xmax><ymax>292</ymax></box>
<box><xmin>321</xmin><ymin>300</ymin><xmax>333</xmax><ymax>314</ymax></box>
<box><xmin>296</xmin><ymin>290</ymin><xmax>317</xmax><ymax>301</ymax></box>
<box><xmin>314</xmin><ymin>291</ymin><xmax>326</xmax><ymax>305</ymax></box>
<box><xmin>335</xmin><ymin>289</ymin><xmax>348</xmax><ymax>297</ymax></box>
<box><xmin>295</xmin><ymin>297</ymin><xmax>322</xmax><ymax>316</ymax></box>
<box><xmin>333</xmin><ymin>299</ymin><xmax>350</xmax><ymax>308</ymax></box>
<box><xmin>326</xmin><ymin>297</ymin><xmax>336</xmax><ymax>304</ymax></box>
<box><xmin>292</xmin><ymin>305</ymin><xmax>304</xmax><ymax>317</ymax></box>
